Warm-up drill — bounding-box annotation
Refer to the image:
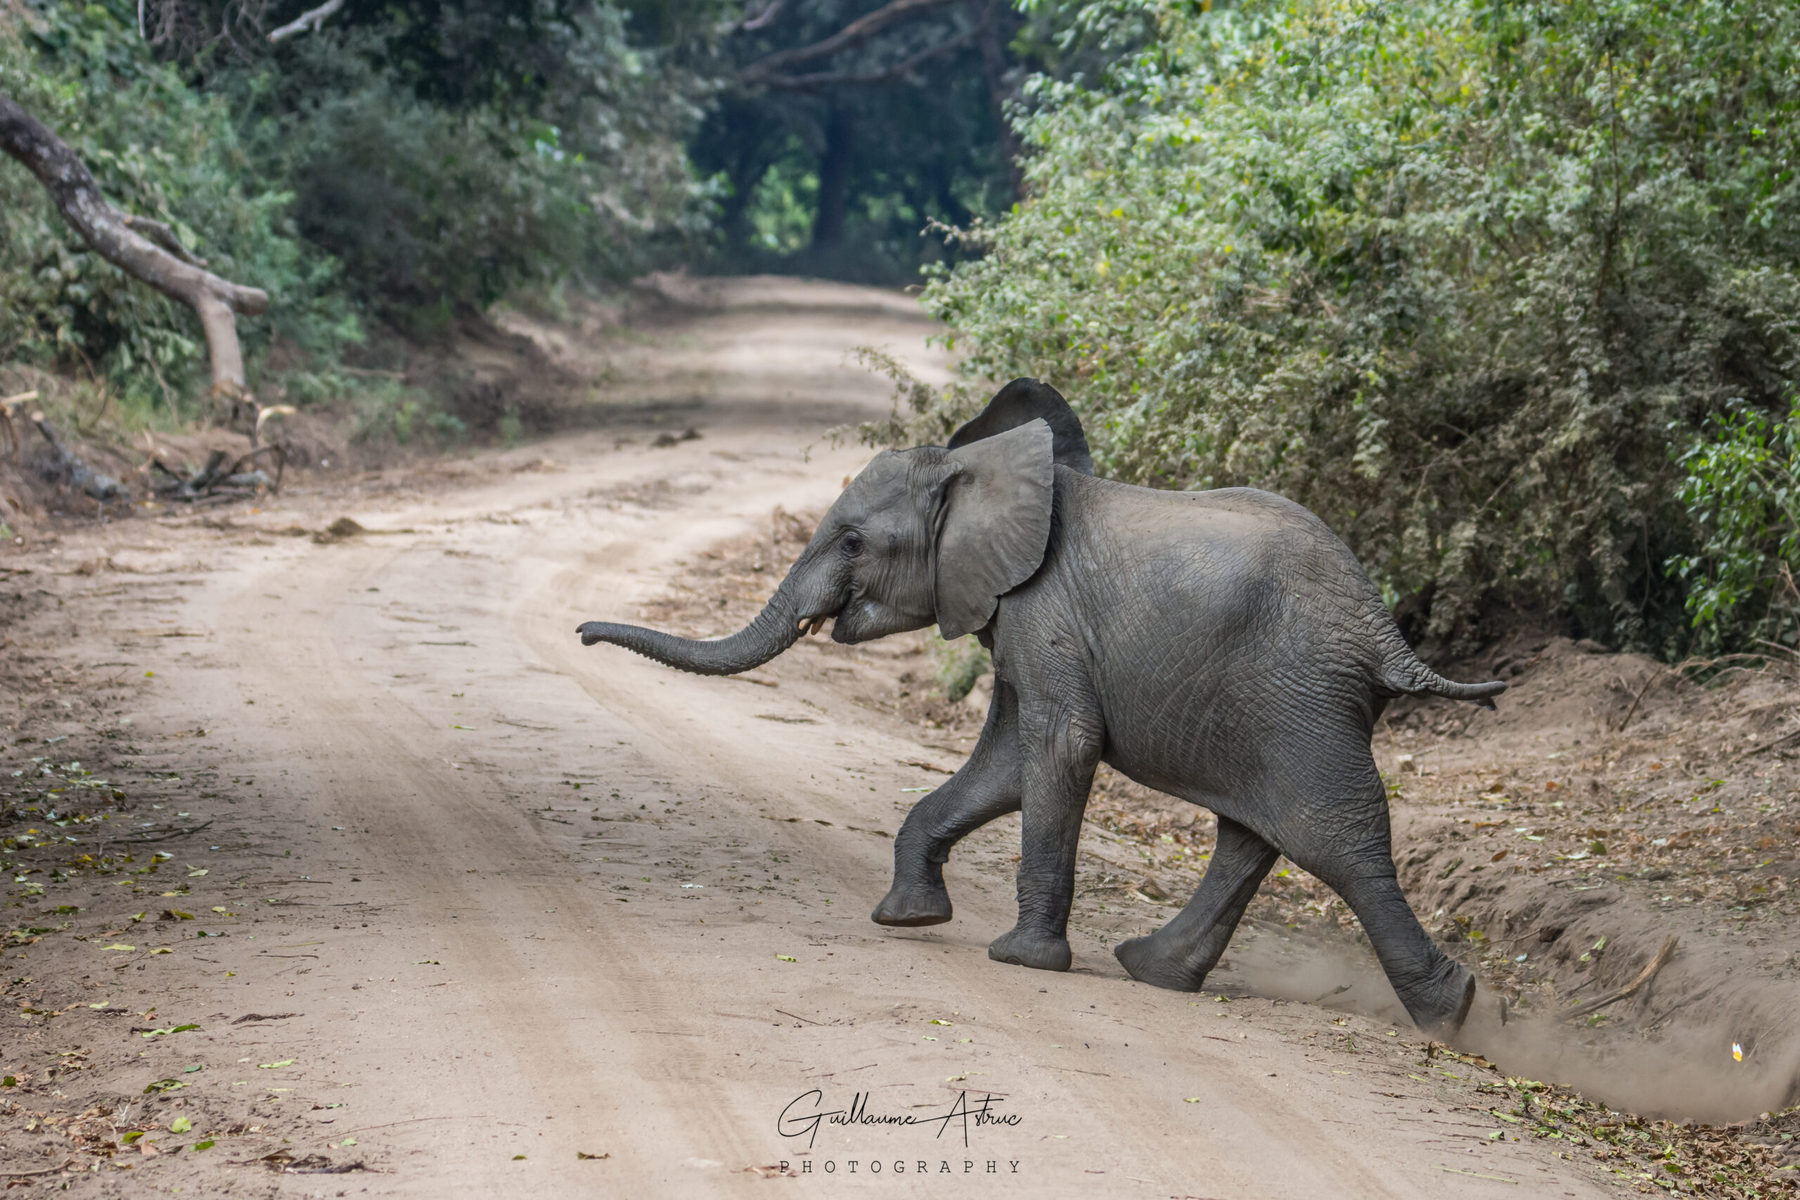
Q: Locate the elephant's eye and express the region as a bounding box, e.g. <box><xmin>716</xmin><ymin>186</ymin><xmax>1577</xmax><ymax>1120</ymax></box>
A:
<box><xmin>841</xmin><ymin>531</ymin><xmax>864</xmax><ymax>557</ymax></box>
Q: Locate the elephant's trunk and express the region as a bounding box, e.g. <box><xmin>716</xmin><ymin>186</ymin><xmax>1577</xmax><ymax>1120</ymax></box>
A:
<box><xmin>577</xmin><ymin>573</ymin><xmax>819</xmax><ymax>676</ymax></box>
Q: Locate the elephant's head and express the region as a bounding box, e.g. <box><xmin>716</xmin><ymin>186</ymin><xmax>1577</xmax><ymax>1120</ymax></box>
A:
<box><xmin>576</xmin><ymin>378</ymin><xmax>1093</xmax><ymax>674</ymax></box>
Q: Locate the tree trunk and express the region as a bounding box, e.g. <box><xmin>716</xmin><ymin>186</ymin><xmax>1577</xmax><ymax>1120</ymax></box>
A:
<box><xmin>974</xmin><ymin>4</ymin><xmax>1024</xmax><ymax>199</ymax></box>
<box><xmin>812</xmin><ymin>103</ymin><xmax>852</xmax><ymax>253</ymax></box>
<box><xmin>0</xmin><ymin>93</ymin><xmax>270</xmax><ymax>418</ymax></box>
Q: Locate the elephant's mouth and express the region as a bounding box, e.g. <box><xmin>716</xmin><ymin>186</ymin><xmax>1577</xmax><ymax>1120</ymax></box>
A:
<box><xmin>795</xmin><ymin>610</ymin><xmax>838</xmax><ymax>638</ymax></box>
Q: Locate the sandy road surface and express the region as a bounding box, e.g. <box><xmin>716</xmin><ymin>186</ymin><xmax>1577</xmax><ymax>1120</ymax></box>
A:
<box><xmin>12</xmin><ymin>280</ymin><xmax>1618</xmax><ymax>1197</ymax></box>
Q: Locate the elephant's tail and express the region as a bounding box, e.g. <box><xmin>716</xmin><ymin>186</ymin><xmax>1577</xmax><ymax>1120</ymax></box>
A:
<box><xmin>1376</xmin><ymin>630</ymin><xmax>1507</xmax><ymax>710</ymax></box>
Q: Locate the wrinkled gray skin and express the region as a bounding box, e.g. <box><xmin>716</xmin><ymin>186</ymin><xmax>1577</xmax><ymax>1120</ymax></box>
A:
<box><xmin>578</xmin><ymin>379</ymin><xmax>1503</xmax><ymax>1033</ymax></box>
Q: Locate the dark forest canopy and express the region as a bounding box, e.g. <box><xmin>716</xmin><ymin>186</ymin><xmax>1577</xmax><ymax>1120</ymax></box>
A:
<box><xmin>1</xmin><ymin>0</ymin><xmax>1797</xmax><ymax>658</ymax></box>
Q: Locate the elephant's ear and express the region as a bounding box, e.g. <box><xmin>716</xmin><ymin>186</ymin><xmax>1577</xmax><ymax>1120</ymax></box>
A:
<box><xmin>947</xmin><ymin>378</ymin><xmax>1094</xmax><ymax>475</ymax></box>
<box><xmin>933</xmin><ymin>418</ymin><xmax>1056</xmax><ymax>640</ymax></box>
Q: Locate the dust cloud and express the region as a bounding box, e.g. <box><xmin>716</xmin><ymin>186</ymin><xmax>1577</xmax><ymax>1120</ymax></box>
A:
<box><xmin>1220</xmin><ymin>928</ymin><xmax>1799</xmax><ymax>1123</ymax></box>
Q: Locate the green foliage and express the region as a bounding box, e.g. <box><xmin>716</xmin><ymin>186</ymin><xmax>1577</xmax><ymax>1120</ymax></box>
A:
<box><xmin>910</xmin><ymin>0</ymin><xmax>1800</xmax><ymax>653</ymax></box>
<box><xmin>932</xmin><ymin>633</ymin><xmax>991</xmax><ymax>702</ymax></box>
<box><xmin>0</xmin><ymin>2</ymin><xmax>352</xmax><ymax>413</ymax></box>
<box><xmin>692</xmin><ymin>0</ymin><xmax>1017</xmax><ymax>282</ymax></box>
<box><xmin>228</xmin><ymin>8</ymin><xmax>710</xmax><ymax>325</ymax></box>
<box><xmin>1669</xmin><ymin>397</ymin><xmax>1800</xmax><ymax>654</ymax></box>
<box><xmin>0</xmin><ymin>0</ymin><xmax>708</xmax><ymax>426</ymax></box>
<box><xmin>743</xmin><ymin>142</ymin><xmax>820</xmax><ymax>255</ymax></box>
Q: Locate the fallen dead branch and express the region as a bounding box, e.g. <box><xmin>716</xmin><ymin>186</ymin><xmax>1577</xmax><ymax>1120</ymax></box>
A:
<box><xmin>1611</xmin><ymin>666</ymin><xmax>1666</xmax><ymax>732</ymax></box>
<box><xmin>29</xmin><ymin>407</ymin><xmax>125</xmax><ymax>502</ymax></box>
<box><xmin>100</xmin><ymin>819</ymin><xmax>216</xmax><ymax>844</ymax></box>
<box><xmin>1733</xmin><ymin>726</ymin><xmax>1800</xmax><ymax>764</ymax></box>
<box><xmin>151</xmin><ymin>444</ymin><xmax>285</xmax><ymax>501</ymax></box>
<box><xmin>1561</xmin><ymin>935</ymin><xmax>1678</xmax><ymax>1022</ymax></box>
<box><xmin>1</xmin><ymin>390</ymin><xmax>37</xmax><ymax>461</ymax></box>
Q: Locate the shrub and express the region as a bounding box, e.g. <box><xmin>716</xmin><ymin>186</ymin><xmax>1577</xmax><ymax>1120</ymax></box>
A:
<box><xmin>1670</xmin><ymin>396</ymin><xmax>1800</xmax><ymax>654</ymax></box>
<box><xmin>227</xmin><ymin>14</ymin><xmax>709</xmax><ymax>329</ymax></box>
<box><xmin>902</xmin><ymin>0</ymin><xmax>1800</xmax><ymax>654</ymax></box>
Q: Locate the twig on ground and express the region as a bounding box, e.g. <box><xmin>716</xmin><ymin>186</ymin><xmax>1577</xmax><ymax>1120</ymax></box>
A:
<box><xmin>1613</xmin><ymin>667</ymin><xmax>1665</xmax><ymax>732</ymax></box>
<box><xmin>1732</xmin><ymin>726</ymin><xmax>1800</xmax><ymax>764</ymax></box>
<box><xmin>1561</xmin><ymin>936</ymin><xmax>1678</xmax><ymax>1021</ymax></box>
<box><xmin>101</xmin><ymin>819</ymin><xmax>215</xmax><ymax>844</ymax></box>
<box><xmin>2</xmin><ymin>1161</ymin><xmax>73</xmax><ymax>1178</ymax></box>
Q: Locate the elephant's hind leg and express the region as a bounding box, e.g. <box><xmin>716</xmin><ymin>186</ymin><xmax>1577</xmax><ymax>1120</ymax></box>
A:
<box><xmin>1283</xmin><ymin>767</ymin><xmax>1475</xmax><ymax>1034</ymax></box>
<box><xmin>873</xmin><ymin>681</ymin><xmax>1021</xmax><ymax>927</ymax></box>
<box><xmin>1114</xmin><ymin>815</ymin><xmax>1278</xmax><ymax>992</ymax></box>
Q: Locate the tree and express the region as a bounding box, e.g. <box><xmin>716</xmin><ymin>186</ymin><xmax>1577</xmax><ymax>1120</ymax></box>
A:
<box><xmin>693</xmin><ymin>0</ymin><xmax>1020</xmax><ymax>278</ymax></box>
<box><xmin>0</xmin><ymin>93</ymin><xmax>269</xmax><ymax>421</ymax></box>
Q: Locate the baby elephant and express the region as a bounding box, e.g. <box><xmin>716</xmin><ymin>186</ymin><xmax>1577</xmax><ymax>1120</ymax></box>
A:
<box><xmin>578</xmin><ymin>380</ymin><xmax>1502</xmax><ymax>1033</ymax></box>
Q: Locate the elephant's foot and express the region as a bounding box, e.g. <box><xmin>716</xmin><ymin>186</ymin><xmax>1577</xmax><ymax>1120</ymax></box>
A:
<box><xmin>1405</xmin><ymin>960</ymin><xmax>1477</xmax><ymax>1036</ymax></box>
<box><xmin>987</xmin><ymin>926</ymin><xmax>1071</xmax><ymax>972</ymax></box>
<box><xmin>1113</xmin><ymin>935</ymin><xmax>1209</xmax><ymax>992</ymax></box>
<box><xmin>871</xmin><ymin>879</ymin><xmax>953</xmax><ymax>927</ymax></box>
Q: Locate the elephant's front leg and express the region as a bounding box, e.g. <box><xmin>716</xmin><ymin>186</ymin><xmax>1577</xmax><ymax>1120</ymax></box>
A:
<box><xmin>987</xmin><ymin>699</ymin><xmax>1103</xmax><ymax>973</ymax></box>
<box><xmin>873</xmin><ymin>681</ymin><xmax>1021</xmax><ymax>927</ymax></box>
<box><xmin>1114</xmin><ymin>815</ymin><xmax>1279</xmax><ymax>991</ymax></box>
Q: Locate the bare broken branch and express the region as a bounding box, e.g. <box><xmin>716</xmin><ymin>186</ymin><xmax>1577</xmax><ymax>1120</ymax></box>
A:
<box><xmin>740</xmin><ymin>0</ymin><xmax>784</xmax><ymax>32</ymax></box>
<box><xmin>1561</xmin><ymin>935</ymin><xmax>1678</xmax><ymax>1021</ymax></box>
<box><xmin>0</xmin><ymin>94</ymin><xmax>269</xmax><ymax>415</ymax></box>
<box><xmin>739</xmin><ymin>0</ymin><xmax>957</xmax><ymax>82</ymax></box>
<box><xmin>29</xmin><ymin>408</ymin><xmax>126</xmax><ymax>502</ymax></box>
<box><xmin>267</xmin><ymin>0</ymin><xmax>345</xmax><ymax>44</ymax></box>
<box><xmin>122</xmin><ymin>213</ymin><xmax>208</xmax><ymax>267</ymax></box>
<box><xmin>758</xmin><ymin>22</ymin><xmax>980</xmax><ymax>91</ymax></box>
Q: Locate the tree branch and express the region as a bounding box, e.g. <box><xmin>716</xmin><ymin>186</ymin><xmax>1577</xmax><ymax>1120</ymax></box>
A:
<box><xmin>122</xmin><ymin>213</ymin><xmax>208</xmax><ymax>267</ymax></box>
<box><xmin>739</xmin><ymin>0</ymin><xmax>958</xmax><ymax>82</ymax></box>
<box><xmin>739</xmin><ymin>0</ymin><xmax>784</xmax><ymax>32</ymax></box>
<box><xmin>756</xmin><ymin>21</ymin><xmax>980</xmax><ymax>91</ymax></box>
<box><xmin>0</xmin><ymin>93</ymin><xmax>269</xmax><ymax>409</ymax></box>
<box><xmin>266</xmin><ymin>0</ymin><xmax>345</xmax><ymax>44</ymax></box>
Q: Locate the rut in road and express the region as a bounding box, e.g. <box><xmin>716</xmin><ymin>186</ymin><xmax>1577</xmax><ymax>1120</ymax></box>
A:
<box><xmin>23</xmin><ymin>280</ymin><xmax>1616</xmax><ymax>1198</ymax></box>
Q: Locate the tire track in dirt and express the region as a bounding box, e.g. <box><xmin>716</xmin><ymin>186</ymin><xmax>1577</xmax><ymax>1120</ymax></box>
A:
<box><xmin>57</xmin><ymin>279</ymin><xmax>1614</xmax><ymax>1197</ymax></box>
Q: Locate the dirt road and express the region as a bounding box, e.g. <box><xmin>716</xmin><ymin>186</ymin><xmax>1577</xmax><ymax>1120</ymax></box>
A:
<box><xmin>3</xmin><ymin>280</ymin><xmax>1618</xmax><ymax>1197</ymax></box>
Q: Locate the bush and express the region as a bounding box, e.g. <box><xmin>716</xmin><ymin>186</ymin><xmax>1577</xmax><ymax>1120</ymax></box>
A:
<box><xmin>932</xmin><ymin>634</ymin><xmax>991</xmax><ymax>702</ymax></box>
<box><xmin>902</xmin><ymin>0</ymin><xmax>1800</xmax><ymax>654</ymax></box>
<box><xmin>227</xmin><ymin>14</ymin><xmax>709</xmax><ymax>329</ymax></box>
<box><xmin>1670</xmin><ymin>396</ymin><xmax>1800</xmax><ymax>654</ymax></box>
<box><xmin>1</xmin><ymin>0</ymin><xmax>706</xmax><ymax>427</ymax></box>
